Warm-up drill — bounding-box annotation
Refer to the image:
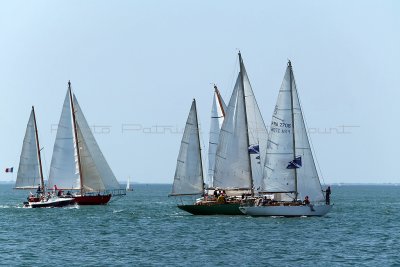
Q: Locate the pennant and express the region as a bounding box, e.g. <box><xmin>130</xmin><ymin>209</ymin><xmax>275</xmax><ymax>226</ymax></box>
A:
<box><xmin>248</xmin><ymin>144</ymin><xmax>260</xmax><ymax>154</ymax></box>
<box><xmin>287</xmin><ymin>156</ymin><xmax>302</xmax><ymax>169</ymax></box>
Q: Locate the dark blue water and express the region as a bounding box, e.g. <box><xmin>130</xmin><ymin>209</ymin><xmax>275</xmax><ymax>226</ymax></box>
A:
<box><xmin>0</xmin><ymin>184</ymin><xmax>399</xmax><ymax>266</ymax></box>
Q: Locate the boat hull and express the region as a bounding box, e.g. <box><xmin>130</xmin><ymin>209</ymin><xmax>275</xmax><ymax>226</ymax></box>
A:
<box><xmin>239</xmin><ymin>204</ymin><xmax>332</xmax><ymax>217</ymax></box>
<box><xmin>178</xmin><ymin>203</ymin><xmax>243</xmax><ymax>215</ymax></box>
<box><xmin>73</xmin><ymin>194</ymin><xmax>111</xmax><ymax>205</ymax></box>
<box><xmin>29</xmin><ymin>197</ymin><xmax>75</xmax><ymax>208</ymax></box>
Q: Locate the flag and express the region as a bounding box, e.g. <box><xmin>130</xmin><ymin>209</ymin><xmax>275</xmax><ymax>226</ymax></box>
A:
<box><xmin>248</xmin><ymin>144</ymin><xmax>260</xmax><ymax>154</ymax></box>
<box><xmin>5</xmin><ymin>167</ymin><xmax>14</xmax><ymax>173</ymax></box>
<box><xmin>287</xmin><ymin>156</ymin><xmax>302</xmax><ymax>169</ymax></box>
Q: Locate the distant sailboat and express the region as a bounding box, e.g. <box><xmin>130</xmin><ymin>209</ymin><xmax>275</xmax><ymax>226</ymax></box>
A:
<box><xmin>15</xmin><ymin>106</ymin><xmax>74</xmax><ymax>208</ymax></box>
<box><xmin>171</xmin><ymin>52</ymin><xmax>268</xmax><ymax>215</ymax></box>
<box><xmin>240</xmin><ymin>61</ymin><xmax>332</xmax><ymax>216</ymax></box>
<box><xmin>47</xmin><ymin>81</ymin><xmax>125</xmax><ymax>205</ymax></box>
<box><xmin>126</xmin><ymin>177</ymin><xmax>133</xmax><ymax>191</ymax></box>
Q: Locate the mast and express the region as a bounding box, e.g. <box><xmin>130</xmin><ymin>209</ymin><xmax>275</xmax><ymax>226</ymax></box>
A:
<box><xmin>193</xmin><ymin>99</ymin><xmax>205</xmax><ymax>193</ymax></box>
<box><xmin>214</xmin><ymin>85</ymin><xmax>226</xmax><ymax>117</ymax></box>
<box><xmin>238</xmin><ymin>52</ymin><xmax>254</xmax><ymax>195</ymax></box>
<box><xmin>68</xmin><ymin>80</ymin><xmax>84</xmax><ymax>195</ymax></box>
<box><xmin>32</xmin><ymin>106</ymin><xmax>44</xmax><ymax>192</ymax></box>
<box><xmin>288</xmin><ymin>60</ymin><xmax>298</xmax><ymax>200</ymax></box>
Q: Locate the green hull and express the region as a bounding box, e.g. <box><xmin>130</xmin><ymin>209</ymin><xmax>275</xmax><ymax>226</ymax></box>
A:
<box><xmin>177</xmin><ymin>203</ymin><xmax>243</xmax><ymax>215</ymax></box>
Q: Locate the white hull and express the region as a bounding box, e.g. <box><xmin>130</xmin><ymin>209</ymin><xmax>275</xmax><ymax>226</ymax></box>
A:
<box><xmin>240</xmin><ymin>204</ymin><xmax>332</xmax><ymax>217</ymax></box>
<box><xmin>28</xmin><ymin>197</ymin><xmax>75</xmax><ymax>208</ymax></box>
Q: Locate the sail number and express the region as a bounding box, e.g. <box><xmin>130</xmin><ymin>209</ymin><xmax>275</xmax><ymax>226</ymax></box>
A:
<box><xmin>271</xmin><ymin>121</ymin><xmax>291</xmax><ymax>134</ymax></box>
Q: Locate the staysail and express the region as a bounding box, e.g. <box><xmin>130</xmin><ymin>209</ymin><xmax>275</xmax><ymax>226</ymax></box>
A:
<box><xmin>15</xmin><ymin>108</ymin><xmax>43</xmax><ymax>189</ymax></box>
<box><xmin>213</xmin><ymin>53</ymin><xmax>267</xmax><ymax>190</ymax></box>
<box><xmin>263</xmin><ymin>62</ymin><xmax>324</xmax><ymax>202</ymax></box>
<box><xmin>48</xmin><ymin>83</ymin><xmax>120</xmax><ymax>192</ymax></box>
<box><xmin>171</xmin><ymin>100</ymin><xmax>204</xmax><ymax>196</ymax></box>
<box><xmin>208</xmin><ymin>86</ymin><xmax>226</xmax><ymax>187</ymax></box>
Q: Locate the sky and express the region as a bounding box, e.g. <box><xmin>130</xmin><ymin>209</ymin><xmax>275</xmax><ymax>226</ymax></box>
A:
<box><xmin>0</xmin><ymin>0</ymin><xmax>399</xmax><ymax>184</ymax></box>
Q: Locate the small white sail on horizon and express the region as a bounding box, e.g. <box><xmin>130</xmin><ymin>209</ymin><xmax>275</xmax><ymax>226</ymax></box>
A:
<box><xmin>208</xmin><ymin>85</ymin><xmax>227</xmax><ymax>187</ymax></box>
<box><xmin>171</xmin><ymin>99</ymin><xmax>204</xmax><ymax>196</ymax></box>
<box><xmin>48</xmin><ymin>83</ymin><xmax>121</xmax><ymax>192</ymax></box>
<box><xmin>263</xmin><ymin>61</ymin><xmax>324</xmax><ymax>202</ymax></box>
<box><xmin>15</xmin><ymin>108</ymin><xmax>43</xmax><ymax>189</ymax></box>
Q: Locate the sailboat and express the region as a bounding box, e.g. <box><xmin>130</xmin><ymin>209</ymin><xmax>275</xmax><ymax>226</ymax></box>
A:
<box><xmin>15</xmin><ymin>106</ymin><xmax>74</xmax><ymax>208</ymax></box>
<box><xmin>126</xmin><ymin>177</ymin><xmax>133</xmax><ymax>191</ymax></box>
<box><xmin>47</xmin><ymin>81</ymin><xmax>125</xmax><ymax>205</ymax></box>
<box><xmin>171</xmin><ymin>52</ymin><xmax>268</xmax><ymax>215</ymax></box>
<box><xmin>239</xmin><ymin>61</ymin><xmax>332</xmax><ymax>217</ymax></box>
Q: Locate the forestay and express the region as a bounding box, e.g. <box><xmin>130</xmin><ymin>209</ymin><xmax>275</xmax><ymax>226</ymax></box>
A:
<box><xmin>171</xmin><ymin>100</ymin><xmax>204</xmax><ymax>196</ymax></box>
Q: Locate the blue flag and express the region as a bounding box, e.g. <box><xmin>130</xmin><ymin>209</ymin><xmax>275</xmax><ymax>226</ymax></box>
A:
<box><xmin>248</xmin><ymin>145</ymin><xmax>260</xmax><ymax>154</ymax></box>
<box><xmin>287</xmin><ymin>156</ymin><xmax>302</xmax><ymax>169</ymax></box>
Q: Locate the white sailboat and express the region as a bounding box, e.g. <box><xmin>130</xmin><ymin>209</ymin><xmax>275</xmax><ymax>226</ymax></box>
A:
<box><xmin>207</xmin><ymin>85</ymin><xmax>227</xmax><ymax>187</ymax></box>
<box><xmin>15</xmin><ymin>106</ymin><xmax>74</xmax><ymax>208</ymax></box>
<box><xmin>126</xmin><ymin>177</ymin><xmax>133</xmax><ymax>191</ymax></box>
<box><xmin>171</xmin><ymin>53</ymin><xmax>268</xmax><ymax>215</ymax></box>
<box><xmin>240</xmin><ymin>61</ymin><xmax>332</xmax><ymax>217</ymax></box>
<box><xmin>48</xmin><ymin>81</ymin><xmax>125</xmax><ymax>205</ymax></box>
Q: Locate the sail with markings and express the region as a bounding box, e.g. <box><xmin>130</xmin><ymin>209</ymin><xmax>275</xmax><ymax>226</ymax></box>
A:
<box><xmin>171</xmin><ymin>99</ymin><xmax>204</xmax><ymax>196</ymax></box>
<box><xmin>263</xmin><ymin>62</ymin><xmax>324</xmax><ymax>202</ymax></box>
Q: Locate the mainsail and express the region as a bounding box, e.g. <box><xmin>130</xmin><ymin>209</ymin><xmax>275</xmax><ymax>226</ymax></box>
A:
<box><xmin>263</xmin><ymin>62</ymin><xmax>324</xmax><ymax>202</ymax></box>
<box><xmin>208</xmin><ymin>86</ymin><xmax>226</xmax><ymax>187</ymax></box>
<box><xmin>15</xmin><ymin>107</ymin><xmax>43</xmax><ymax>189</ymax></box>
<box><xmin>213</xmin><ymin>53</ymin><xmax>267</xmax><ymax>190</ymax></box>
<box><xmin>171</xmin><ymin>99</ymin><xmax>204</xmax><ymax>196</ymax></box>
<box><xmin>48</xmin><ymin>82</ymin><xmax>120</xmax><ymax>192</ymax></box>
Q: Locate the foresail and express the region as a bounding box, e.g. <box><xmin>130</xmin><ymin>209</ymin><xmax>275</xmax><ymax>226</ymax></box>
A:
<box><xmin>263</xmin><ymin>66</ymin><xmax>296</xmax><ymax>200</ymax></box>
<box><xmin>292</xmin><ymin>74</ymin><xmax>324</xmax><ymax>202</ymax></box>
<box><xmin>73</xmin><ymin>95</ymin><xmax>121</xmax><ymax>191</ymax></box>
<box><xmin>48</xmin><ymin>91</ymin><xmax>80</xmax><ymax>190</ymax></box>
<box><xmin>171</xmin><ymin>100</ymin><xmax>204</xmax><ymax>195</ymax></box>
<box><xmin>213</xmin><ymin>74</ymin><xmax>252</xmax><ymax>189</ymax></box>
<box><xmin>241</xmin><ymin>63</ymin><xmax>268</xmax><ymax>191</ymax></box>
<box><xmin>15</xmin><ymin>110</ymin><xmax>41</xmax><ymax>189</ymax></box>
<box><xmin>208</xmin><ymin>88</ymin><xmax>226</xmax><ymax>187</ymax></box>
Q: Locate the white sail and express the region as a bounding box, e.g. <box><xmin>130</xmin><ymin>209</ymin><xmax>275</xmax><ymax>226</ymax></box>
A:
<box><xmin>208</xmin><ymin>87</ymin><xmax>226</xmax><ymax>187</ymax></box>
<box><xmin>213</xmin><ymin>73</ymin><xmax>252</xmax><ymax>189</ymax></box>
<box><xmin>242</xmin><ymin>63</ymin><xmax>269</xmax><ymax>191</ymax></box>
<box><xmin>48</xmin><ymin>91</ymin><xmax>80</xmax><ymax>190</ymax></box>
<box><xmin>263</xmin><ymin>62</ymin><xmax>324</xmax><ymax>202</ymax></box>
<box><xmin>15</xmin><ymin>110</ymin><xmax>41</xmax><ymax>189</ymax></box>
<box><xmin>73</xmin><ymin>95</ymin><xmax>121</xmax><ymax>191</ymax></box>
<box><xmin>171</xmin><ymin>100</ymin><xmax>204</xmax><ymax>195</ymax></box>
<box><xmin>126</xmin><ymin>177</ymin><xmax>130</xmax><ymax>190</ymax></box>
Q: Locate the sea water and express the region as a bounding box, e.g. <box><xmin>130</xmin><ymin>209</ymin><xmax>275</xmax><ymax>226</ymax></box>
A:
<box><xmin>0</xmin><ymin>184</ymin><xmax>399</xmax><ymax>266</ymax></box>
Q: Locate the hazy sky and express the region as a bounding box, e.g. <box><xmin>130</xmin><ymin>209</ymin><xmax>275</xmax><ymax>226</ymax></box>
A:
<box><xmin>0</xmin><ymin>1</ymin><xmax>399</xmax><ymax>184</ymax></box>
